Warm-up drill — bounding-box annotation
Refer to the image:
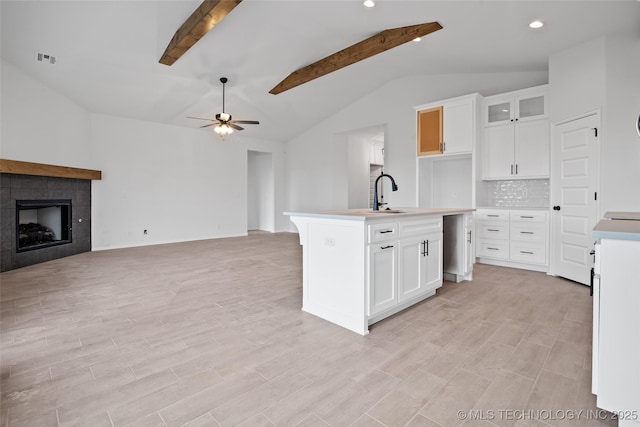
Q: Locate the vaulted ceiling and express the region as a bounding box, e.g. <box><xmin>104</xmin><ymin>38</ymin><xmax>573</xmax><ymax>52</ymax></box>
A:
<box><xmin>1</xmin><ymin>1</ymin><xmax>639</xmax><ymax>142</ymax></box>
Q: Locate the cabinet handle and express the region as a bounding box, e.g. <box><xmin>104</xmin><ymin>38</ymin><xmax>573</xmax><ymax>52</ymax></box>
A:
<box><xmin>520</xmin><ymin>231</ymin><xmax>534</xmax><ymax>234</ymax></box>
<box><xmin>511</xmin><ymin>164</ymin><xmax>514</xmax><ymax>175</ymax></box>
<box><xmin>488</xmin><ymin>247</ymin><xmax>499</xmax><ymax>250</ymax></box>
<box><xmin>515</xmin><ymin>164</ymin><xmax>518</xmax><ymax>175</ymax></box>
<box><xmin>520</xmin><ymin>251</ymin><xmax>534</xmax><ymax>254</ymax></box>
<box><xmin>381</xmin><ymin>245</ymin><xmax>394</xmax><ymax>250</ymax></box>
<box><xmin>443</xmin><ymin>142</ymin><xmax>446</xmax><ymax>152</ymax></box>
<box><xmin>487</xmin><ymin>229</ymin><xmax>500</xmax><ymax>232</ymax></box>
<box><xmin>426</xmin><ymin>240</ymin><xmax>429</xmax><ymax>256</ymax></box>
<box><xmin>487</xmin><ymin>214</ymin><xmax>499</xmax><ymax>217</ymax></box>
<box><xmin>520</xmin><ymin>216</ymin><xmax>534</xmax><ymax>219</ymax></box>
<box><xmin>421</xmin><ymin>241</ymin><xmax>426</xmax><ymax>257</ymax></box>
<box><xmin>379</xmin><ymin>230</ymin><xmax>393</xmax><ymax>234</ymax></box>
<box><xmin>467</xmin><ymin>230</ymin><xmax>472</xmax><ymax>244</ymax></box>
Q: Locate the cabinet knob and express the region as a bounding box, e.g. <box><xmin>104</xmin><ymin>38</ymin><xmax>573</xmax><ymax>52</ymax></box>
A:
<box><xmin>553</xmin><ymin>205</ymin><xmax>561</xmax><ymax>211</ymax></box>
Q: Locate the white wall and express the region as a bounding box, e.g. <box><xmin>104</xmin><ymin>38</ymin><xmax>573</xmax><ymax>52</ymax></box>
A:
<box><xmin>90</xmin><ymin>114</ymin><xmax>288</xmax><ymax>250</ymax></box>
<box><xmin>549</xmin><ymin>31</ymin><xmax>640</xmax><ymax>214</ymax></box>
<box><xmin>0</xmin><ymin>59</ymin><xmax>92</xmax><ymax>168</ymax></box>
<box><xmin>548</xmin><ymin>38</ymin><xmax>607</xmax><ymax>123</ymax></box>
<box><xmin>602</xmin><ymin>33</ymin><xmax>640</xmax><ymax>212</ymax></box>
<box><xmin>286</xmin><ymin>71</ymin><xmax>547</xmax><ymax>229</ymax></box>
<box><xmin>1</xmin><ymin>60</ymin><xmax>288</xmax><ymax>251</ymax></box>
<box><xmin>90</xmin><ymin>114</ymin><xmax>246</xmax><ymax>249</ymax></box>
<box><xmin>247</xmin><ymin>150</ymin><xmax>275</xmax><ymax>232</ymax></box>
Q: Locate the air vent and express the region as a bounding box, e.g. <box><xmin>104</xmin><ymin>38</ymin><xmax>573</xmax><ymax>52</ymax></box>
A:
<box><xmin>36</xmin><ymin>52</ymin><xmax>56</xmax><ymax>64</ymax></box>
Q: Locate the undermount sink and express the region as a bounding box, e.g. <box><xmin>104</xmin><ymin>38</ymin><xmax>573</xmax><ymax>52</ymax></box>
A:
<box><xmin>372</xmin><ymin>209</ymin><xmax>412</xmax><ymax>214</ymax></box>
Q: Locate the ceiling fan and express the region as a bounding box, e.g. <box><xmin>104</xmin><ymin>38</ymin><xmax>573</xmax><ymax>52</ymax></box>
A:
<box><xmin>187</xmin><ymin>77</ymin><xmax>259</xmax><ymax>136</ymax></box>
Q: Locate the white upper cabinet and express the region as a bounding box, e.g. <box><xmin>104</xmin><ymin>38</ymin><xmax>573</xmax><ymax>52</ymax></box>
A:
<box><xmin>482</xmin><ymin>84</ymin><xmax>549</xmax><ymax>180</ymax></box>
<box><xmin>484</xmin><ymin>85</ymin><xmax>547</xmax><ymax>126</ymax></box>
<box><xmin>415</xmin><ymin>93</ymin><xmax>480</xmax><ymax>157</ymax></box>
<box><xmin>443</xmin><ymin>99</ymin><xmax>474</xmax><ymax>155</ymax></box>
<box><xmin>483</xmin><ymin>119</ymin><xmax>550</xmax><ymax>180</ymax></box>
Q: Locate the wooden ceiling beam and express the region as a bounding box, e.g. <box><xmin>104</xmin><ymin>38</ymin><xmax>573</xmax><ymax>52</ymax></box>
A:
<box><xmin>269</xmin><ymin>21</ymin><xmax>443</xmax><ymax>95</ymax></box>
<box><xmin>159</xmin><ymin>0</ymin><xmax>242</xmax><ymax>66</ymax></box>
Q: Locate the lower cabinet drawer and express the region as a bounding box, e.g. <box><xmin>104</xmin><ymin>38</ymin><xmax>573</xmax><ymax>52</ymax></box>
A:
<box><xmin>510</xmin><ymin>243</ymin><xmax>546</xmax><ymax>264</ymax></box>
<box><xmin>369</xmin><ymin>222</ymin><xmax>398</xmax><ymax>243</ymax></box>
<box><xmin>398</xmin><ymin>217</ymin><xmax>442</xmax><ymax>238</ymax></box>
<box><xmin>478</xmin><ymin>222</ymin><xmax>509</xmax><ymax>240</ymax></box>
<box><xmin>510</xmin><ymin>223</ymin><xmax>546</xmax><ymax>243</ymax></box>
<box><xmin>478</xmin><ymin>240</ymin><xmax>509</xmax><ymax>260</ymax></box>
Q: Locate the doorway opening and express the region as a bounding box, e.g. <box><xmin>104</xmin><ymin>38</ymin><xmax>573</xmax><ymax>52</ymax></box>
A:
<box><xmin>247</xmin><ymin>150</ymin><xmax>275</xmax><ymax>232</ymax></box>
<box><xmin>347</xmin><ymin>125</ymin><xmax>385</xmax><ymax>209</ymax></box>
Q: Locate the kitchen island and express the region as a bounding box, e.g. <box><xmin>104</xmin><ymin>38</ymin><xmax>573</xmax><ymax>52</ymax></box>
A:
<box><xmin>591</xmin><ymin>213</ymin><xmax>640</xmax><ymax>427</ymax></box>
<box><xmin>285</xmin><ymin>208</ymin><xmax>474</xmax><ymax>335</ymax></box>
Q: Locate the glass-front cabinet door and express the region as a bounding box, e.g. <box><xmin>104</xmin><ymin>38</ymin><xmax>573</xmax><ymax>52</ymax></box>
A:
<box><xmin>484</xmin><ymin>86</ymin><xmax>547</xmax><ymax>126</ymax></box>
<box><xmin>517</xmin><ymin>95</ymin><xmax>545</xmax><ymax>120</ymax></box>
<box><xmin>487</xmin><ymin>100</ymin><xmax>513</xmax><ymax>125</ymax></box>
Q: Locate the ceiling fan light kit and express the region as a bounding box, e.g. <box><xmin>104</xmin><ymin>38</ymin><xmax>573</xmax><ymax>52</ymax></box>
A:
<box><xmin>187</xmin><ymin>77</ymin><xmax>260</xmax><ymax>137</ymax></box>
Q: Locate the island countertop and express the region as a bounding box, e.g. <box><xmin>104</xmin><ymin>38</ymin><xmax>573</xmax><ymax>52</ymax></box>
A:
<box><xmin>284</xmin><ymin>207</ymin><xmax>475</xmax><ymax>221</ymax></box>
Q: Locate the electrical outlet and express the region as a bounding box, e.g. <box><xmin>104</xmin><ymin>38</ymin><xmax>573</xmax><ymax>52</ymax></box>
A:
<box><xmin>324</xmin><ymin>237</ymin><xmax>335</xmax><ymax>246</ymax></box>
<box><xmin>144</xmin><ymin>229</ymin><xmax>148</xmax><ymax>235</ymax></box>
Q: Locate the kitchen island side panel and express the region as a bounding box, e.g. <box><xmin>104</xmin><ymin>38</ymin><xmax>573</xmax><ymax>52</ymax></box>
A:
<box><xmin>290</xmin><ymin>216</ymin><xmax>368</xmax><ymax>335</ymax></box>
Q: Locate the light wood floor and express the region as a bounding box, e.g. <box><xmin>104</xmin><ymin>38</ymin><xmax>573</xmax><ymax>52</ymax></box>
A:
<box><xmin>1</xmin><ymin>232</ymin><xmax>615</xmax><ymax>427</ymax></box>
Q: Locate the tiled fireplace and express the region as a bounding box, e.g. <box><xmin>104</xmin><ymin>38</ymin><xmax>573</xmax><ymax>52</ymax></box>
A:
<box><xmin>0</xmin><ymin>160</ymin><xmax>101</xmax><ymax>272</ymax></box>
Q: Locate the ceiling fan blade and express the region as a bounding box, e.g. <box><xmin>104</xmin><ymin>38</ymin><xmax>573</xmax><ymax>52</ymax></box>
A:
<box><xmin>231</xmin><ymin>120</ymin><xmax>260</xmax><ymax>125</ymax></box>
<box><xmin>200</xmin><ymin>123</ymin><xmax>217</xmax><ymax>128</ymax></box>
<box><xmin>229</xmin><ymin>123</ymin><xmax>244</xmax><ymax>131</ymax></box>
<box><xmin>187</xmin><ymin>116</ymin><xmax>214</xmax><ymax>121</ymax></box>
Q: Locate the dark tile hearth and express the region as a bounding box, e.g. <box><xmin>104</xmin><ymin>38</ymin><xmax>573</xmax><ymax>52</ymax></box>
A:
<box><xmin>0</xmin><ymin>173</ymin><xmax>92</xmax><ymax>272</ymax></box>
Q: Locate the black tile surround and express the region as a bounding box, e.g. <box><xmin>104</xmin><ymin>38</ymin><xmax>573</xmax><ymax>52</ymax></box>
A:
<box><xmin>1</xmin><ymin>173</ymin><xmax>91</xmax><ymax>272</ymax></box>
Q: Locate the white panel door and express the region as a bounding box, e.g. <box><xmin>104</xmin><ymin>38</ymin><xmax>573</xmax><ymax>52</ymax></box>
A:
<box><xmin>551</xmin><ymin>113</ymin><xmax>599</xmax><ymax>285</ymax></box>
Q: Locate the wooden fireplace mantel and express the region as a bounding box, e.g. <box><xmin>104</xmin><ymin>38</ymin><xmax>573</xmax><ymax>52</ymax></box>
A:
<box><xmin>0</xmin><ymin>159</ymin><xmax>102</xmax><ymax>180</ymax></box>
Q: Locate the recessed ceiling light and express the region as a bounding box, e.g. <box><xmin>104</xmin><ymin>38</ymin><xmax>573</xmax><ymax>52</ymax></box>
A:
<box><xmin>529</xmin><ymin>20</ymin><xmax>544</xmax><ymax>29</ymax></box>
<box><xmin>363</xmin><ymin>0</ymin><xmax>375</xmax><ymax>7</ymax></box>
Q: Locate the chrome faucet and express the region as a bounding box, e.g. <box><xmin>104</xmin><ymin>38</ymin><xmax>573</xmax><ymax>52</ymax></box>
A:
<box><xmin>373</xmin><ymin>173</ymin><xmax>398</xmax><ymax>211</ymax></box>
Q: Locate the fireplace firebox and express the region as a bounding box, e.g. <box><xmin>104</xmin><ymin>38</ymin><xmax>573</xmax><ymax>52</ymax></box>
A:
<box><xmin>16</xmin><ymin>199</ymin><xmax>72</xmax><ymax>252</ymax></box>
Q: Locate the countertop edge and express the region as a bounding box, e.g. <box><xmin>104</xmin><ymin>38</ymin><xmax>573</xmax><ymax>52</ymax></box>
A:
<box><xmin>593</xmin><ymin>218</ymin><xmax>640</xmax><ymax>242</ymax></box>
<box><xmin>284</xmin><ymin>208</ymin><xmax>475</xmax><ymax>221</ymax></box>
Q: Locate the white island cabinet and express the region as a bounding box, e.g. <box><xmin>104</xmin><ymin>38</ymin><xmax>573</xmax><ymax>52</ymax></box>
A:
<box><xmin>285</xmin><ymin>208</ymin><xmax>474</xmax><ymax>335</ymax></box>
<box><xmin>592</xmin><ymin>214</ymin><xmax>640</xmax><ymax>427</ymax></box>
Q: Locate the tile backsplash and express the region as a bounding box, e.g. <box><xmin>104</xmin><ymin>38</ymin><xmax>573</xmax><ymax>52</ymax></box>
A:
<box><xmin>486</xmin><ymin>179</ymin><xmax>549</xmax><ymax>208</ymax></box>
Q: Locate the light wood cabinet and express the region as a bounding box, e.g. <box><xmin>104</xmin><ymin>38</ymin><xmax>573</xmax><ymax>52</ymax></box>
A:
<box><xmin>417</xmin><ymin>106</ymin><xmax>443</xmax><ymax>156</ymax></box>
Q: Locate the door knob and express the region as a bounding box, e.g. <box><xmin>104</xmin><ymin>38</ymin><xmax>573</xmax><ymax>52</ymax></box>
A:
<box><xmin>553</xmin><ymin>206</ymin><xmax>561</xmax><ymax>211</ymax></box>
